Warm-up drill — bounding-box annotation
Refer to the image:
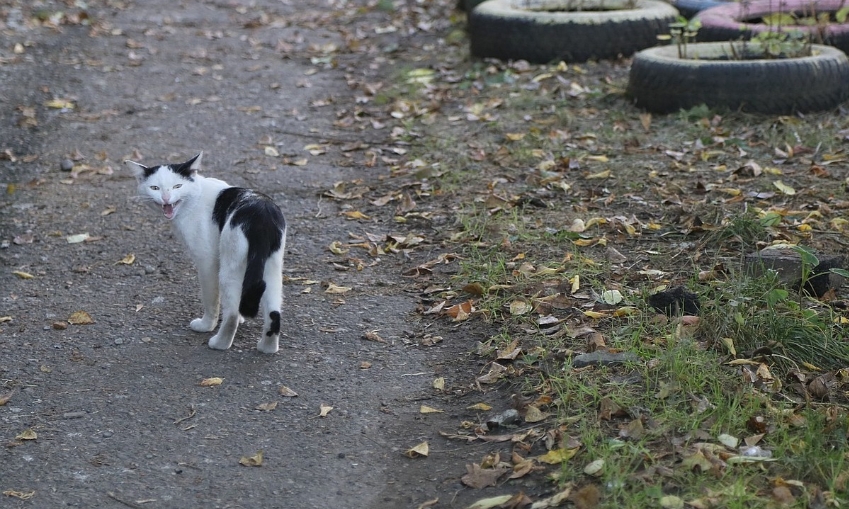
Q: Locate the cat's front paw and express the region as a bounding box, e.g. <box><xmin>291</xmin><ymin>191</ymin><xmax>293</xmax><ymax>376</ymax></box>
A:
<box><xmin>208</xmin><ymin>334</ymin><xmax>233</xmax><ymax>351</ymax></box>
<box><xmin>190</xmin><ymin>317</ymin><xmax>217</xmax><ymax>332</ymax></box>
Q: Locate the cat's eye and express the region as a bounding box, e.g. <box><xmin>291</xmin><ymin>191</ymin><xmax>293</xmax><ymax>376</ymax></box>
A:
<box><xmin>150</xmin><ymin>185</ymin><xmax>160</xmax><ymax>190</ymax></box>
<box><xmin>173</xmin><ymin>184</ymin><xmax>182</xmax><ymax>189</ymax></box>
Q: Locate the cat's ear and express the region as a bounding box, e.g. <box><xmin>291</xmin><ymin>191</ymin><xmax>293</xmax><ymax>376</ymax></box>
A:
<box><xmin>174</xmin><ymin>152</ymin><xmax>202</xmax><ymax>178</ymax></box>
<box><xmin>124</xmin><ymin>160</ymin><xmax>150</xmax><ymax>182</ymax></box>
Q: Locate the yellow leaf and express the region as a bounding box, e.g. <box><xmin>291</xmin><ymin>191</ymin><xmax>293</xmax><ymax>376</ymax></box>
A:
<box><xmin>797</xmin><ymin>224</ymin><xmax>812</xmax><ymax>232</ymax></box>
<box><xmin>319</xmin><ymin>404</ymin><xmax>333</xmax><ymax>417</ymax></box>
<box><xmin>537</xmin><ymin>447</ymin><xmax>579</xmax><ymax>465</ymax></box>
<box><xmin>505</xmin><ymin>133</ymin><xmax>525</xmax><ymax>141</ymax></box>
<box><xmin>583</xmin><ymin>310</ymin><xmax>608</xmax><ymax>319</ymax></box>
<box><xmin>117</xmin><ymin>253</ymin><xmax>135</xmax><ymax>265</ymax></box>
<box><xmin>45</xmin><ymin>99</ymin><xmax>75</xmax><ymax>109</ymax></box>
<box><xmin>341</xmin><ymin>210</ymin><xmax>370</xmax><ymax>220</ymax></box>
<box><xmin>291</xmin><ymin>158</ymin><xmax>308</xmax><ymax>166</ymax></box>
<box><xmin>264</xmin><ymin>146</ymin><xmax>279</xmax><ymax>157</ymax></box>
<box><xmin>569</xmin><ymin>274</ymin><xmax>580</xmax><ymax>293</ymax></box>
<box><xmin>199</xmin><ymin>377</ymin><xmax>224</xmax><ymax>387</ymax></box>
<box><xmin>404</xmin><ymin>441</ymin><xmax>429</xmax><ymax>458</ymax></box>
<box><xmin>16</xmin><ymin>428</ymin><xmax>37</xmax><ymax>440</ymax></box>
<box><xmin>255</xmin><ymin>401</ymin><xmax>278</xmax><ymax>411</ymax></box>
<box><xmin>573</xmin><ymin>238</ymin><xmax>597</xmax><ymax>247</ymax></box>
<box><xmin>719</xmin><ymin>188</ymin><xmax>741</xmax><ymax>196</ymax></box>
<box><xmin>325</xmin><ymin>283</ymin><xmax>352</xmax><ymax>294</ymax></box>
<box><xmin>586</xmin><ymin>154</ymin><xmax>608</xmax><ymax>163</ymax></box>
<box><xmin>773</xmin><ymin>180</ymin><xmax>796</xmax><ymax>195</ymax></box>
<box><xmin>720</xmin><ymin>337</ymin><xmax>737</xmax><ymax>356</ymax></box>
<box><xmin>585</xmin><ymin>169</ymin><xmax>611</xmax><ymax>179</ymax></box>
<box><xmin>419</xmin><ymin>405</ymin><xmax>444</xmax><ymax>414</ymax></box>
<box><xmin>432</xmin><ymin>377</ymin><xmax>445</xmax><ymax>391</ymax></box>
<box><xmin>101</xmin><ymin>206</ymin><xmax>117</xmax><ymax>216</ymax></box>
<box><xmin>328</xmin><ymin>241</ymin><xmax>349</xmax><ymax>255</ymax></box>
<box><xmin>239</xmin><ymin>450</ymin><xmax>263</xmax><ymax>467</ymax></box>
<box><xmin>613</xmin><ymin>306</ymin><xmax>638</xmax><ymax>317</ymax></box>
<box><xmin>68</xmin><ymin>311</ymin><xmax>94</xmax><ymax>325</ymax></box>
<box><xmin>12</xmin><ymin>271</ymin><xmax>34</xmax><ymax>279</ymax></box>
<box><xmin>467</xmin><ymin>402</ymin><xmax>492</xmax><ymax>411</ymax></box>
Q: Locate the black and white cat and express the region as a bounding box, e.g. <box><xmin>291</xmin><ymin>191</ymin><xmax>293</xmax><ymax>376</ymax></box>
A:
<box><xmin>126</xmin><ymin>152</ymin><xmax>287</xmax><ymax>354</ymax></box>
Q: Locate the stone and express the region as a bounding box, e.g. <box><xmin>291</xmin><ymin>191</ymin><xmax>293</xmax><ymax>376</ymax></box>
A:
<box><xmin>572</xmin><ymin>351</ymin><xmax>639</xmax><ymax>368</ymax></box>
<box><xmin>744</xmin><ymin>248</ymin><xmax>845</xmax><ymax>297</ymax></box>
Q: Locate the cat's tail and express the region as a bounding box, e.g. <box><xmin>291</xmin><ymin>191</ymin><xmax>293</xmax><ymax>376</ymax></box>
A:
<box><xmin>239</xmin><ymin>252</ymin><xmax>266</xmax><ymax>318</ymax></box>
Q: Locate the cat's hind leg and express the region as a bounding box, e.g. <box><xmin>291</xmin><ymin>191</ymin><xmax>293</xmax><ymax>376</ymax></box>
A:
<box><xmin>207</xmin><ymin>231</ymin><xmax>246</xmax><ymax>351</ymax></box>
<box><xmin>256</xmin><ymin>248</ymin><xmax>284</xmax><ymax>354</ymax></box>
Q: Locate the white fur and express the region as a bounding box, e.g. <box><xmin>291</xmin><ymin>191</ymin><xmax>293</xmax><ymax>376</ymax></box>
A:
<box><xmin>126</xmin><ymin>153</ymin><xmax>285</xmax><ymax>353</ymax></box>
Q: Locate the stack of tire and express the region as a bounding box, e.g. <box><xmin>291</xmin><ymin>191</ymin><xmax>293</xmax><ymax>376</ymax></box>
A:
<box><xmin>466</xmin><ymin>0</ymin><xmax>680</xmax><ymax>63</ymax></box>
<box><xmin>626</xmin><ymin>0</ymin><xmax>849</xmax><ymax>114</ymax></box>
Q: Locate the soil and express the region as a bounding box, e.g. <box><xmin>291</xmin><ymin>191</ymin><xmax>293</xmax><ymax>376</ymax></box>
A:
<box><xmin>0</xmin><ymin>1</ymin><xmax>529</xmax><ymax>508</ymax></box>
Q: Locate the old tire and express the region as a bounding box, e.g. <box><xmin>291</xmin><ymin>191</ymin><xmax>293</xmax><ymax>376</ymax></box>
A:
<box><xmin>695</xmin><ymin>0</ymin><xmax>849</xmax><ymax>54</ymax></box>
<box><xmin>468</xmin><ymin>0</ymin><xmax>679</xmax><ymax>63</ymax></box>
<box><xmin>626</xmin><ymin>42</ymin><xmax>849</xmax><ymax>114</ymax></box>
<box><xmin>669</xmin><ymin>0</ymin><xmax>728</xmax><ymax>18</ymax></box>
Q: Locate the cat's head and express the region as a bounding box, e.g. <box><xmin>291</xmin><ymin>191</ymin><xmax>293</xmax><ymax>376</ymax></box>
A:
<box><xmin>125</xmin><ymin>152</ymin><xmax>203</xmax><ymax>221</ymax></box>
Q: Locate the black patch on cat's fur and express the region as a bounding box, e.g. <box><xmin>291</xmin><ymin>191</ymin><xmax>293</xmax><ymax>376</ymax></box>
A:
<box><xmin>138</xmin><ymin>164</ymin><xmax>158</xmax><ymax>179</ymax></box>
<box><xmin>170</xmin><ymin>153</ymin><xmax>199</xmax><ymax>181</ymax></box>
<box><xmin>213</xmin><ymin>187</ymin><xmax>286</xmax><ymax>318</ymax></box>
<box><xmin>267</xmin><ymin>311</ymin><xmax>280</xmax><ymax>336</ymax></box>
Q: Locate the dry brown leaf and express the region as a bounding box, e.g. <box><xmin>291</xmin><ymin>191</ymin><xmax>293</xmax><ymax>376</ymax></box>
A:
<box><xmin>279</xmin><ymin>386</ymin><xmax>298</xmax><ymax>397</ymax></box>
<box><xmin>319</xmin><ymin>404</ymin><xmax>333</xmax><ymax>417</ymax></box>
<box><xmin>461</xmin><ymin>462</ymin><xmax>510</xmax><ymax>488</ymax></box>
<box><xmin>362</xmin><ymin>331</ymin><xmax>386</xmax><ymax>343</ymax></box>
<box><xmin>432</xmin><ymin>377</ymin><xmax>445</xmax><ymax>391</ymax></box>
<box><xmin>325</xmin><ymin>283</ymin><xmax>352</xmax><ymax>294</ymax></box>
<box><xmin>0</xmin><ymin>391</ymin><xmax>12</xmax><ymax>406</ymax></box>
<box><xmin>2</xmin><ymin>490</ymin><xmax>35</xmax><ymax>500</ymax></box>
<box><xmin>467</xmin><ymin>402</ymin><xmax>492</xmax><ymax>411</ymax></box>
<box><xmin>255</xmin><ymin>402</ymin><xmax>278</xmax><ymax>411</ymax></box>
<box><xmin>524</xmin><ymin>405</ymin><xmax>549</xmax><ymax>423</ymax></box>
<box><xmin>117</xmin><ymin>253</ymin><xmax>135</xmax><ymax>265</ymax></box>
<box><xmin>419</xmin><ymin>405</ymin><xmax>443</xmax><ymax>414</ymax></box>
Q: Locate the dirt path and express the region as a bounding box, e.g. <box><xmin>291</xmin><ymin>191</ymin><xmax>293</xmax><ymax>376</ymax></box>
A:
<box><xmin>0</xmin><ymin>2</ymin><xmax>514</xmax><ymax>507</ymax></box>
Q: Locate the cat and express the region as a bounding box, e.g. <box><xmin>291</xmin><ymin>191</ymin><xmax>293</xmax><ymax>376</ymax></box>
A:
<box><xmin>125</xmin><ymin>152</ymin><xmax>287</xmax><ymax>354</ymax></box>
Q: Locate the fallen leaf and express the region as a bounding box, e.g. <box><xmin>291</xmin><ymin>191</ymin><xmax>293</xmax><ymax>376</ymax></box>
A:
<box><xmin>445</xmin><ymin>300</ymin><xmax>475</xmax><ymax>321</ymax></box>
<box><xmin>101</xmin><ymin>206</ymin><xmax>117</xmax><ymax>216</ymax></box>
<box><xmin>278</xmin><ymin>386</ymin><xmax>298</xmax><ymax>397</ymax></box>
<box><xmin>660</xmin><ymin>495</ymin><xmax>684</xmax><ymax>509</ymax></box>
<box><xmin>509</xmin><ymin>300</ymin><xmax>532</xmax><ymax>316</ymax></box>
<box><xmin>404</xmin><ymin>441</ymin><xmax>429</xmax><ymax>458</ymax></box>
<box><xmin>239</xmin><ymin>450</ymin><xmax>263</xmax><ymax>467</ymax></box>
<box><xmin>524</xmin><ymin>405</ymin><xmax>549</xmax><ymax>423</ymax></box>
<box><xmin>264</xmin><ymin>146</ymin><xmax>279</xmax><ymax>157</ymax></box>
<box><xmin>415</xmin><ymin>498</ymin><xmax>439</xmax><ymax>509</ymax></box>
<box><xmin>319</xmin><ymin>404</ymin><xmax>333</xmax><ymax>417</ymax></box>
<box><xmin>362</xmin><ymin>331</ymin><xmax>386</xmax><ymax>342</ymax></box>
<box><xmin>199</xmin><ymin>377</ymin><xmax>224</xmax><ymax>387</ymax></box>
<box><xmin>0</xmin><ymin>316</ymin><xmax>12</xmax><ymax>323</ymax></box>
<box><xmin>12</xmin><ymin>271</ymin><xmax>34</xmax><ymax>279</ymax></box>
<box><xmin>419</xmin><ymin>405</ymin><xmax>443</xmax><ymax>414</ymax></box>
<box><xmin>461</xmin><ymin>463</ymin><xmax>510</xmax><ymax>488</ymax></box>
<box><xmin>15</xmin><ymin>428</ymin><xmax>37</xmax><ymax>440</ymax></box>
<box><xmin>66</xmin><ymin>233</ymin><xmax>90</xmax><ymax>243</ymax></box>
<box><xmin>117</xmin><ymin>253</ymin><xmax>135</xmax><ymax>265</ymax></box>
<box><xmin>255</xmin><ymin>402</ymin><xmax>278</xmax><ymax>411</ymax></box>
<box><xmin>476</xmin><ymin>362</ymin><xmax>507</xmax><ymax>384</ymax></box>
<box><xmin>2</xmin><ymin>490</ymin><xmax>35</xmax><ymax>500</ymax></box>
<box><xmin>773</xmin><ymin>180</ymin><xmax>796</xmax><ymax>195</ymax></box>
<box><xmin>45</xmin><ymin>99</ymin><xmax>75</xmax><ymax>109</ymax></box>
<box><xmin>342</xmin><ymin>210</ymin><xmax>370</xmax><ymax>220</ymax></box>
<box><xmin>570</xmin><ymin>484</ymin><xmax>601</xmax><ymax>509</ymax></box>
<box><xmin>0</xmin><ymin>391</ymin><xmax>12</xmax><ymax>405</ymax></box>
<box><xmin>68</xmin><ymin>311</ymin><xmax>95</xmax><ymax>325</ymax></box>
<box><xmin>467</xmin><ymin>403</ymin><xmax>492</xmax><ymax>411</ymax></box>
<box><xmin>465</xmin><ymin>495</ymin><xmax>513</xmax><ymax>509</ymax></box>
<box><xmin>537</xmin><ymin>447</ymin><xmax>579</xmax><ymax>465</ymax></box>
<box><xmin>584</xmin><ymin>459</ymin><xmax>605</xmax><ymax>476</ymax></box>
<box><xmin>432</xmin><ymin>377</ymin><xmax>445</xmax><ymax>391</ymax></box>
<box><xmin>325</xmin><ymin>283</ymin><xmax>352</xmax><ymax>294</ymax></box>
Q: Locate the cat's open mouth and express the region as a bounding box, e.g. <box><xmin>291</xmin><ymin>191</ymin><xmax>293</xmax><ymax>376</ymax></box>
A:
<box><xmin>163</xmin><ymin>201</ymin><xmax>181</xmax><ymax>220</ymax></box>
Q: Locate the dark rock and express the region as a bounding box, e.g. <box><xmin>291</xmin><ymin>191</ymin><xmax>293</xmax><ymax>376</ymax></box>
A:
<box><xmin>647</xmin><ymin>286</ymin><xmax>700</xmax><ymax>316</ymax></box>
<box><xmin>572</xmin><ymin>351</ymin><xmax>639</xmax><ymax>368</ymax></box>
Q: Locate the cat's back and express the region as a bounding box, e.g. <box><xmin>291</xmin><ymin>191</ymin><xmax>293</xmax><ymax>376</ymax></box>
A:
<box><xmin>212</xmin><ymin>187</ymin><xmax>286</xmax><ymax>235</ymax></box>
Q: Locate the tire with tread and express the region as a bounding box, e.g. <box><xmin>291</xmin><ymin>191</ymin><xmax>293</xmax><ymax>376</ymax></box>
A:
<box><xmin>469</xmin><ymin>0</ymin><xmax>679</xmax><ymax>63</ymax></box>
<box><xmin>695</xmin><ymin>0</ymin><xmax>849</xmax><ymax>54</ymax></box>
<box><xmin>626</xmin><ymin>42</ymin><xmax>849</xmax><ymax>114</ymax></box>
